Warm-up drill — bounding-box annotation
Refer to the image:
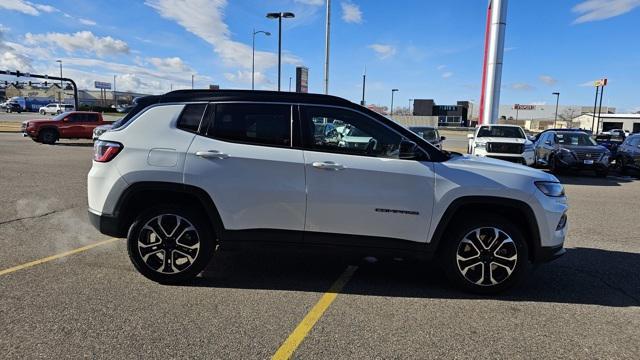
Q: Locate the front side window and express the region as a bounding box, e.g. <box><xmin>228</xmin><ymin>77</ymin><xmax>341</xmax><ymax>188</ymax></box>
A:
<box><xmin>69</xmin><ymin>114</ymin><xmax>87</xmax><ymax>122</ymax></box>
<box><xmin>86</xmin><ymin>114</ymin><xmax>99</xmax><ymax>122</ymax></box>
<box><xmin>208</xmin><ymin>103</ymin><xmax>291</xmax><ymax>147</ymax></box>
<box><xmin>302</xmin><ymin>106</ymin><xmax>402</xmax><ymax>158</ymax></box>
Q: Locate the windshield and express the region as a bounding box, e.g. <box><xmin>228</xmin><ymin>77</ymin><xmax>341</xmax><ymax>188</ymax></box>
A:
<box><xmin>52</xmin><ymin>112</ymin><xmax>70</xmax><ymax>121</ymax></box>
<box><xmin>477</xmin><ymin>126</ymin><xmax>525</xmax><ymax>139</ymax></box>
<box><xmin>557</xmin><ymin>133</ymin><xmax>597</xmax><ymax>146</ymax></box>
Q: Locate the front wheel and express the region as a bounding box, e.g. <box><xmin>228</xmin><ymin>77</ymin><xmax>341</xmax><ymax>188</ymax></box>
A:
<box><xmin>595</xmin><ymin>169</ymin><xmax>609</xmax><ymax>178</ymax></box>
<box><xmin>441</xmin><ymin>217</ymin><xmax>529</xmax><ymax>294</ymax></box>
<box><xmin>127</xmin><ymin>206</ymin><xmax>215</xmax><ymax>284</ymax></box>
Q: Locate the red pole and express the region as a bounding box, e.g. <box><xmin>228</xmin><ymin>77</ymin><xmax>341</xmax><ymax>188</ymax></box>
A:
<box><xmin>478</xmin><ymin>0</ymin><xmax>493</xmax><ymax>125</ymax></box>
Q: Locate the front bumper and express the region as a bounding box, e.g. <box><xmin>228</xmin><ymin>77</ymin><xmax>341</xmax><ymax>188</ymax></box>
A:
<box><xmin>555</xmin><ymin>155</ymin><xmax>609</xmax><ymax>170</ymax></box>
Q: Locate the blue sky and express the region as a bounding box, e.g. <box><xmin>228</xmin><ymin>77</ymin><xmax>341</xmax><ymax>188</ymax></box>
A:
<box><xmin>1</xmin><ymin>0</ymin><xmax>639</xmax><ymax>111</ymax></box>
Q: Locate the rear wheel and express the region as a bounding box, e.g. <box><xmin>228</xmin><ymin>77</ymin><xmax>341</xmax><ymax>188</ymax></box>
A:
<box><xmin>38</xmin><ymin>129</ymin><xmax>58</xmax><ymax>145</ymax></box>
<box><xmin>441</xmin><ymin>216</ymin><xmax>529</xmax><ymax>294</ymax></box>
<box><xmin>127</xmin><ymin>206</ymin><xmax>215</xmax><ymax>284</ymax></box>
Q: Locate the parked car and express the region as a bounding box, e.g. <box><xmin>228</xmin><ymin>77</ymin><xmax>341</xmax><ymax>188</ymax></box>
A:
<box><xmin>409</xmin><ymin>126</ymin><xmax>446</xmax><ymax>150</ymax></box>
<box><xmin>22</xmin><ymin>111</ymin><xmax>111</xmax><ymax>144</ymax></box>
<box><xmin>613</xmin><ymin>134</ymin><xmax>640</xmax><ymax>174</ymax></box>
<box><xmin>338</xmin><ymin>124</ymin><xmax>374</xmax><ymax>150</ymax></box>
<box><xmin>534</xmin><ymin>130</ymin><xmax>611</xmax><ymax>177</ymax></box>
<box><xmin>313</xmin><ymin>122</ymin><xmax>341</xmax><ymax>146</ymax></box>
<box><xmin>595</xmin><ymin>133</ymin><xmax>626</xmax><ymax>157</ymax></box>
<box><xmin>3</xmin><ymin>101</ymin><xmax>22</xmax><ymax>113</ymax></box>
<box><xmin>88</xmin><ymin>90</ymin><xmax>568</xmax><ymax>294</ymax></box>
<box><xmin>467</xmin><ymin>124</ymin><xmax>535</xmax><ymax>165</ymax></box>
<box><xmin>93</xmin><ymin>118</ymin><xmax>124</xmax><ymax>141</ymax></box>
<box><xmin>38</xmin><ymin>103</ymin><xmax>75</xmax><ymax>115</ymax></box>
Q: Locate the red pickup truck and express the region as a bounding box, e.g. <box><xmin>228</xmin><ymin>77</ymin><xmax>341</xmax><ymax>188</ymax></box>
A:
<box><xmin>22</xmin><ymin>111</ymin><xmax>112</xmax><ymax>144</ymax></box>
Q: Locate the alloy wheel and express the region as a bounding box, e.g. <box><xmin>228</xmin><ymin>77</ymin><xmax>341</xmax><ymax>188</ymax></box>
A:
<box><xmin>137</xmin><ymin>214</ymin><xmax>201</xmax><ymax>274</ymax></box>
<box><xmin>456</xmin><ymin>227</ymin><xmax>518</xmax><ymax>286</ymax></box>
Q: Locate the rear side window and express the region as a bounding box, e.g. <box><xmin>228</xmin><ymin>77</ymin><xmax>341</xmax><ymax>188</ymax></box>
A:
<box><xmin>177</xmin><ymin>104</ymin><xmax>207</xmax><ymax>133</ymax></box>
<box><xmin>86</xmin><ymin>114</ymin><xmax>99</xmax><ymax>122</ymax></box>
<box><xmin>208</xmin><ymin>103</ymin><xmax>291</xmax><ymax>147</ymax></box>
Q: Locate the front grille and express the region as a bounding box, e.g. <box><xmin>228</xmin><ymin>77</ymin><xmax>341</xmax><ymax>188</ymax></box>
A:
<box><xmin>574</xmin><ymin>151</ymin><xmax>602</xmax><ymax>161</ymax></box>
<box><xmin>487</xmin><ymin>142</ymin><xmax>523</xmax><ymax>154</ymax></box>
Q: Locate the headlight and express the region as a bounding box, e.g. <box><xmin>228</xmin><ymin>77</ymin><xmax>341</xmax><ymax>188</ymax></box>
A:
<box><xmin>535</xmin><ymin>181</ymin><xmax>565</xmax><ymax>197</ymax></box>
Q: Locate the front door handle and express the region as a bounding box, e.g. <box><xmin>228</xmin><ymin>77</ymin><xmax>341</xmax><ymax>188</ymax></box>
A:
<box><xmin>312</xmin><ymin>161</ymin><xmax>345</xmax><ymax>170</ymax></box>
<box><xmin>195</xmin><ymin>150</ymin><xmax>229</xmax><ymax>159</ymax></box>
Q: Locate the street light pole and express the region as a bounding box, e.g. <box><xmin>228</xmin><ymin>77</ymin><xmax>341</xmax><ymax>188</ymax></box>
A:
<box><xmin>324</xmin><ymin>0</ymin><xmax>331</xmax><ymax>94</ymax></box>
<box><xmin>390</xmin><ymin>89</ymin><xmax>399</xmax><ymax>116</ymax></box>
<box><xmin>360</xmin><ymin>66</ymin><xmax>366</xmax><ymax>106</ymax></box>
<box><xmin>114</xmin><ymin>74</ymin><xmax>117</xmax><ymax>108</ymax></box>
<box><xmin>252</xmin><ymin>29</ymin><xmax>271</xmax><ymax>90</ymax></box>
<box><xmin>191</xmin><ymin>74</ymin><xmax>194</xmax><ymax>89</ymax></box>
<box><xmin>56</xmin><ymin>60</ymin><xmax>63</xmax><ymax>104</ymax></box>
<box><xmin>552</xmin><ymin>92</ymin><xmax>560</xmax><ymax>128</ymax></box>
<box><xmin>267</xmin><ymin>12</ymin><xmax>295</xmax><ymax>92</ymax></box>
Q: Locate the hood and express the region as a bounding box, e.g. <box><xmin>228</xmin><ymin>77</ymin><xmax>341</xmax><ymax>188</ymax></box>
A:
<box><xmin>444</xmin><ymin>154</ymin><xmax>557</xmax><ymax>182</ymax></box>
<box><xmin>476</xmin><ymin>137</ymin><xmax>527</xmax><ymax>144</ymax></box>
<box><xmin>561</xmin><ymin>144</ymin><xmax>608</xmax><ymax>153</ymax></box>
<box><xmin>22</xmin><ymin>118</ymin><xmax>59</xmax><ymax>126</ymax></box>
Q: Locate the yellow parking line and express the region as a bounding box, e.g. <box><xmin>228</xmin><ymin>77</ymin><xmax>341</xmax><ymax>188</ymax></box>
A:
<box><xmin>0</xmin><ymin>238</ymin><xmax>121</xmax><ymax>276</ymax></box>
<box><xmin>272</xmin><ymin>265</ymin><xmax>358</xmax><ymax>360</ymax></box>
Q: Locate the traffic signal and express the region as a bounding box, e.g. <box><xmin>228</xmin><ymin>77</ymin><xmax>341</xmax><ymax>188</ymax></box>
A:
<box><xmin>44</xmin><ymin>81</ymin><xmax>48</xmax><ymax>86</ymax></box>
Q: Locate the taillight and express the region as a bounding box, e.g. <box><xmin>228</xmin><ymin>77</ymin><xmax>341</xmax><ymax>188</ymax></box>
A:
<box><xmin>94</xmin><ymin>140</ymin><xmax>123</xmax><ymax>162</ymax></box>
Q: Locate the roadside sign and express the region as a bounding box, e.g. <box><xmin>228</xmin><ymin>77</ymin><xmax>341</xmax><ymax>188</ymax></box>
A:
<box><xmin>94</xmin><ymin>81</ymin><xmax>112</xmax><ymax>90</ymax></box>
<box><xmin>594</xmin><ymin>78</ymin><xmax>608</xmax><ymax>87</ymax></box>
<box><xmin>513</xmin><ymin>104</ymin><xmax>536</xmax><ymax>110</ymax></box>
<box><xmin>296</xmin><ymin>66</ymin><xmax>308</xmax><ymax>93</ymax></box>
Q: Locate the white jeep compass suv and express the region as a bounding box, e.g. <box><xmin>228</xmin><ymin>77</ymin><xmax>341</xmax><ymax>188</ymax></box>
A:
<box><xmin>88</xmin><ymin>90</ymin><xmax>568</xmax><ymax>293</ymax></box>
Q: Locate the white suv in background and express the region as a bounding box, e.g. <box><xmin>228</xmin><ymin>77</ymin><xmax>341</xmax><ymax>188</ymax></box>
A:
<box><xmin>468</xmin><ymin>124</ymin><xmax>536</xmax><ymax>166</ymax></box>
<box><xmin>39</xmin><ymin>103</ymin><xmax>74</xmax><ymax>115</ymax></box>
<box><xmin>88</xmin><ymin>90</ymin><xmax>568</xmax><ymax>294</ymax></box>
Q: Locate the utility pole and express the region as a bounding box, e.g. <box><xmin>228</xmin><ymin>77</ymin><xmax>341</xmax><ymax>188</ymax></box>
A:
<box><xmin>591</xmin><ymin>86</ymin><xmax>599</xmax><ymax>133</ymax></box>
<box><xmin>191</xmin><ymin>74</ymin><xmax>194</xmax><ymax>89</ymax></box>
<box><xmin>596</xmin><ymin>86</ymin><xmax>605</xmax><ymax>134</ymax></box>
<box><xmin>390</xmin><ymin>89</ymin><xmax>399</xmax><ymax>117</ymax></box>
<box><xmin>552</xmin><ymin>92</ymin><xmax>560</xmax><ymax>128</ymax></box>
<box><xmin>324</xmin><ymin>0</ymin><xmax>331</xmax><ymax>94</ymax></box>
<box><xmin>289</xmin><ymin>76</ymin><xmax>292</xmax><ymax>92</ymax></box>
<box><xmin>360</xmin><ymin>66</ymin><xmax>366</xmax><ymax>106</ymax></box>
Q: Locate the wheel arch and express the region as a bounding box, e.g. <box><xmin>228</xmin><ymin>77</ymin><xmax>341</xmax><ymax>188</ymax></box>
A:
<box><xmin>112</xmin><ymin>182</ymin><xmax>225</xmax><ymax>239</ymax></box>
<box><xmin>429</xmin><ymin>196</ymin><xmax>541</xmax><ymax>261</ymax></box>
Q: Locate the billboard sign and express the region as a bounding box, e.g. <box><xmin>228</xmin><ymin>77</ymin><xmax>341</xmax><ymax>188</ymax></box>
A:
<box><xmin>94</xmin><ymin>81</ymin><xmax>111</xmax><ymax>90</ymax></box>
<box><xmin>594</xmin><ymin>78</ymin><xmax>608</xmax><ymax>87</ymax></box>
<box><xmin>513</xmin><ymin>104</ymin><xmax>536</xmax><ymax>110</ymax></box>
<box><xmin>296</xmin><ymin>66</ymin><xmax>308</xmax><ymax>93</ymax></box>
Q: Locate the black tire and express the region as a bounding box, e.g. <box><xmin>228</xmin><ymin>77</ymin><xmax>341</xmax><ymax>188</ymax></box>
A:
<box><xmin>617</xmin><ymin>157</ymin><xmax>627</xmax><ymax>175</ymax></box>
<box><xmin>38</xmin><ymin>129</ymin><xmax>58</xmax><ymax>145</ymax></box>
<box><xmin>441</xmin><ymin>216</ymin><xmax>530</xmax><ymax>294</ymax></box>
<box><xmin>127</xmin><ymin>205</ymin><xmax>215</xmax><ymax>284</ymax></box>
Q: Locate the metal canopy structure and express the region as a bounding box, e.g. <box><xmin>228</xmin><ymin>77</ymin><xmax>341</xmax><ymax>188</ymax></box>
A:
<box><xmin>0</xmin><ymin>70</ymin><xmax>79</xmax><ymax>109</ymax></box>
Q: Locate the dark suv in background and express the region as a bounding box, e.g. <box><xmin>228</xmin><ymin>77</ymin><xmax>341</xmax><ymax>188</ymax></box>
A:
<box><xmin>408</xmin><ymin>126</ymin><xmax>445</xmax><ymax>150</ymax></box>
<box><xmin>614</xmin><ymin>134</ymin><xmax>640</xmax><ymax>174</ymax></box>
<box><xmin>534</xmin><ymin>130</ymin><xmax>611</xmax><ymax>177</ymax></box>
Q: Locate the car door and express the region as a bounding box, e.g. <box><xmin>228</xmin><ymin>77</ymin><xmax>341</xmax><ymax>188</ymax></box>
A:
<box><xmin>300</xmin><ymin>105</ymin><xmax>435</xmax><ymax>243</ymax></box>
<box><xmin>183</xmin><ymin>102</ymin><xmax>306</xmax><ymax>236</ymax></box>
<box><xmin>82</xmin><ymin>113</ymin><xmax>100</xmax><ymax>138</ymax></box>
<box><xmin>58</xmin><ymin>113</ymin><xmax>83</xmax><ymax>138</ymax></box>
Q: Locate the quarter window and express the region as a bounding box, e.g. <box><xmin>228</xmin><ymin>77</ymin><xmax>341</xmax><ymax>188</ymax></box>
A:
<box><xmin>208</xmin><ymin>103</ymin><xmax>291</xmax><ymax>147</ymax></box>
<box><xmin>177</xmin><ymin>103</ymin><xmax>207</xmax><ymax>133</ymax></box>
<box><xmin>301</xmin><ymin>106</ymin><xmax>402</xmax><ymax>158</ymax></box>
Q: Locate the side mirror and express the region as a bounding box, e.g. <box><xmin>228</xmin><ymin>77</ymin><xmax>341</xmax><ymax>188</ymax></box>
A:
<box><xmin>63</xmin><ymin>117</ymin><xmax>69</xmax><ymax>122</ymax></box>
<box><xmin>544</xmin><ymin>140</ymin><xmax>552</xmax><ymax>145</ymax></box>
<box><xmin>440</xmin><ymin>136</ymin><xmax>446</xmax><ymax>141</ymax></box>
<box><xmin>399</xmin><ymin>139</ymin><xmax>419</xmax><ymax>159</ymax></box>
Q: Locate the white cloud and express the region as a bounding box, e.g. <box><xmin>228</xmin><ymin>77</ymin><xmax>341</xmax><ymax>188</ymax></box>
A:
<box><xmin>437</xmin><ymin>64</ymin><xmax>447</xmax><ymax>71</ymax></box>
<box><xmin>145</xmin><ymin>0</ymin><xmax>301</xmax><ymax>72</ymax></box>
<box><xmin>79</xmin><ymin>18</ymin><xmax>97</xmax><ymax>26</ymax></box>
<box><xmin>0</xmin><ymin>0</ymin><xmax>39</xmax><ymax>15</ymax></box>
<box><xmin>441</xmin><ymin>72</ymin><xmax>454</xmax><ymax>79</ymax></box>
<box><xmin>368</xmin><ymin>43</ymin><xmax>396</xmax><ymax>59</ymax></box>
<box><xmin>33</xmin><ymin>4</ymin><xmax>57</xmax><ymax>13</ymax></box>
<box><xmin>572</xmin><ymin>0</ymin><xmax>640</xmax><ymax>24</ymax></box>
<box><xmin>147</xmin><ymin>57</ymin><xmax>191</xmax><ymax>72</ymax></box>
<box><xmin>224</xmin><ymin>70</ymin><xmax>270</xmax><ymax>86</ymax></box>
<box><xmin>24</xmin><ymin>31</ymin><xmax>129</xmax><ymax>57</ymax></box>
<box><xmin>294</xmin><ymin>0</ymin><xmax>324</xmax><ymax>5</ymax></box>
<box><xmin>0</xmin><ymin>25</ymin><xmax>34</xmax><ymax>71</ymax></box>
<box><xmin>539</xmin><ymin>75</ymin><xmax>558</xmax><ymax>85</ymax></box>
<box><xmin>511</xmin><ymin>82</ymin><xmax>535</xmax><ymax>91</ymax></box>
<box><xmin>341</xmin><ymin>2</ymin><xmax>362</xmax><ymax>24</ymax></box>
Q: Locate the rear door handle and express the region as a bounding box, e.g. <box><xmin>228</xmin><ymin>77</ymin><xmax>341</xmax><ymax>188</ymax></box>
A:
<box><xmin>312</xmin><ymin>161</ymin><xmax>345</xmax><ymax>170</ymax></box>
<box><xmin>195</xmin><ymin>150</ymin><xmax>229</xmax><ymax>159</ymax></box>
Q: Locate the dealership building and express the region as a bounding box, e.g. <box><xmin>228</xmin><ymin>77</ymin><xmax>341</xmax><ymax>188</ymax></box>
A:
<box><xmin>571</xmin><ymin>113</ymin><xmax>640</xmax><ymax>133</ymax></box>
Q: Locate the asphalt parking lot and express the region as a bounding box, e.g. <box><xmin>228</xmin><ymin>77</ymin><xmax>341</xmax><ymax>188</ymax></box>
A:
<box><xmin>0</xmin><ymin>132</ymin><xmax>639</xmax><ymax>359</ymax></box>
